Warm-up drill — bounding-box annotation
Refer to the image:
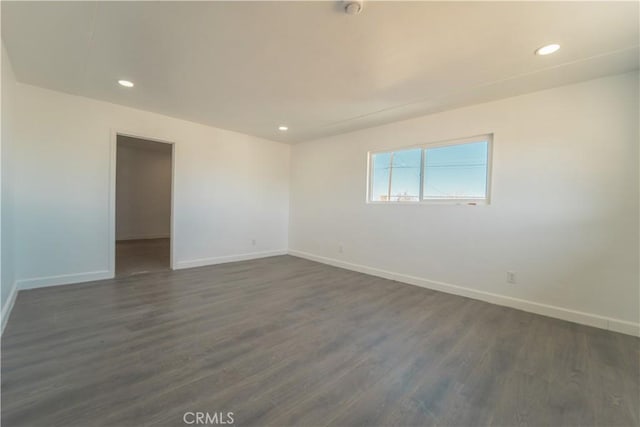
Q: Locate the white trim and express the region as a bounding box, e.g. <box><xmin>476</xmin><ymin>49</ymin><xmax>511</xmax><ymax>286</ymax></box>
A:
<box><xmin>288</xmin><ymin>249</ymin><xmax>640</xmax><ymax>337</ymax></box>
<box><xmin>1</xmin><ymin>282</ymin><xmax>18</xmax><ymax>335</ymax></box>
<box><xmin>110</xmin><ymin>130</ymin><xmax>177</xmax><ymax>276</ymax></box>
<box><xmin>175</xmin><ymin>250</ymin><xmax>288</xmax><ymax>270</ymax></box>
<box><xmin>11</xmin><ymin>249</ymin><xmax>285</xmax><ymax>295</ymax></box>
<box><xmin>610</xmin><ymin>319</ymin><xmax>640</xmax><ymax>337</ymax></box>
<box><xmin>109</xmin><ymin>131</ymin><xmax>117</xmax><ymax>277</ymax></box>
<box><xmin>116</xmin><ymin>234</ymin><xmax>171</xmax><ymax>241</ymax></box>
<box><xmin>369</xmin><ymin>133</ymin><xmax>494</xmax><ymax>155</ymax></box>
<box><xmin>366</xmin><ymin>199</ymin><xmax>489</xmax><ymax>206</ymax></box>
<box><xmin>17</xmin><ymin>271</ymin><xmax>111</xmax><ymax>290</ymax></box>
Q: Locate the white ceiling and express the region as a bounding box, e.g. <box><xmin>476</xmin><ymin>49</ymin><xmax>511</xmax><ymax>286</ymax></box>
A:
<box><xmin>2</xmin><ymin>1</ymin><xmax>638</xmax><ymax>143</ymax></box>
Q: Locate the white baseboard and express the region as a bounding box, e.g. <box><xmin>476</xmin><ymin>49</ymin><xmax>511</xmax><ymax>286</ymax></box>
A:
<box><xmin>116</xmin><ymin>234</ymin><xmax>170</xmax><ymax>241</ymax></box>
<box><xmin>1</xmin><ymin>282</ymin><xmax>18</xmax><ymax>335</ymax></box>
<box><xmin>17</xmin><ymin>270</ymin><xmax>112</xmax><ymax>290</ymax></box>
<box><xmin>7</xmin><ymin>251</ymin><xmax>637</xmax><ymax>337</ymax></box>
<box><xmin>12</xmin><ymin>249</ymin><xmax>288</xmax><ymax>291</ymax></box>
<box><xmin>175</xmin><ymin>249</ymin><xmax>288</xmax><ymax>270</ymax></box>
<box><xmin>289</xmin><ymin>249</ymin><xmax>640</xmax><ymax>337</ymax></box>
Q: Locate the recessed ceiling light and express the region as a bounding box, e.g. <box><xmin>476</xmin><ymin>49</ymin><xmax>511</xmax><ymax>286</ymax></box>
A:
<box><xmin>535</xmin><ymin>44</ymin><xmax>560</xmax><ymax>56</ymax></box>
<box><xmin>118</xmin><ymin>80</ymin><xmax>134</xmax><ymax>88</ymax></box>
<box><xmin>278</xmin><ymin>126</ymin><xmax>289</xmax><ymax>131</ymax></box>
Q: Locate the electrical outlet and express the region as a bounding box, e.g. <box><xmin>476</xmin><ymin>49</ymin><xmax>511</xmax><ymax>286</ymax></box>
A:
<box><xmin>338</xmin><ymin>244</ymin><xmax>344</xmax><ymax>253</ymax></box>
<box><xmin>507</xmin><ymin>271</ymin><xmax>517</xmax><ymax>284</ymax></box>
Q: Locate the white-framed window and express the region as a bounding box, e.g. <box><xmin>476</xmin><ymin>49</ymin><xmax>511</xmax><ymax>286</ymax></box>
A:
<box><xmin>367</xmin><ymin>134</ymin><xmax>492</xmax><ymax>204</ymax></box>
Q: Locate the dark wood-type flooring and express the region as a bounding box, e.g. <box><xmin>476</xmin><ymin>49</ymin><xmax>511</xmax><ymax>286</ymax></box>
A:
<box><xmin>2</xmin><ymin>255</ymin><xmax>638</xmax><ymax>426</ymax></box>
<box><xmin>115</xmin><ymin>238</ymin><xmax>170</xmax><ymax>277</ymax></box>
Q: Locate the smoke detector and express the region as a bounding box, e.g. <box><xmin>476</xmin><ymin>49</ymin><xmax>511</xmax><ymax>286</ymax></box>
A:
<box><xmin>344</xmin><ymin>0</ymin><xmax>363</xmax><ymax>15</ymax></box>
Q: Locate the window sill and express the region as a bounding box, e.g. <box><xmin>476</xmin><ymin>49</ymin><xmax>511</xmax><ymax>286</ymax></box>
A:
<box><xmin>366</xmin><ymin>199</ymin><xmax>489</xmax><ymax>206</ymax></box>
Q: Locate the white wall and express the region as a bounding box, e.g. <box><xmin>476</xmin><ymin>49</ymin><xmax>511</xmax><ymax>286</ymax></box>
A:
<box><xmin>4</xmin><ymin>59</ymin><xmax>638</xmax><ymax>336</ymax></box>
<box><xmin>11</xmin><ymin>83</ymin><xmax>290</xmax><ymax>288</ymax></box>
<box><xmin>1</xmin><ymin>42</ymin><xmax>19</xmax><ymax>330</ymax></box>
<box><xmin>290</xmin><ymin>72</ymin><xmax>639</xmax><ymax>335</ymax></box>
<box><xmin>116</xmin><ymin>139</ymin><xmax>172</xmax><ymax>241</ymax></box>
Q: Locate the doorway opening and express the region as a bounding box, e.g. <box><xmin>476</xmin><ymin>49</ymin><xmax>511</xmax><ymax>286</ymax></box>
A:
<box><xmin>115</xmin><ymin>135</ymin><xmax>173</xmax><ymax>277</ymax></box>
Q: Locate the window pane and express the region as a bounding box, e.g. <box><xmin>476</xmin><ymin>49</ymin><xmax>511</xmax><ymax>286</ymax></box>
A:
<box><xmin>370</xmin><ymin>152</ymin><xmax>391</xmax><ymax>201</ymax></box>
<box><xmin>389</xmin><ymin>148</ymin><xmax>421</xmax><ymax>201</ymax></box>
<box><xmin>423</xmin><ymin>141</ymin><xmax>488</xmax><ymax>200</ymax></box>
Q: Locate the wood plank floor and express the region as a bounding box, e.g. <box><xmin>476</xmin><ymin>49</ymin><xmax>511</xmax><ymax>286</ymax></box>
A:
<box><xmin>116</xmin><ymin>238</ymin><xmax>170</xmax><ymax>277</ymax></box>
<box><xmin>2</xmin><ymin>255</ymin><xmax>638</xmax><ymax>426</ymax></box>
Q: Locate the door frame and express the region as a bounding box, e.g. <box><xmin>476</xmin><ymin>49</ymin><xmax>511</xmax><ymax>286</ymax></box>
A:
<box><xmin>108</xmin><ymin>129</ymin><xmax>176</xmax><ymax>277</ymax></box>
